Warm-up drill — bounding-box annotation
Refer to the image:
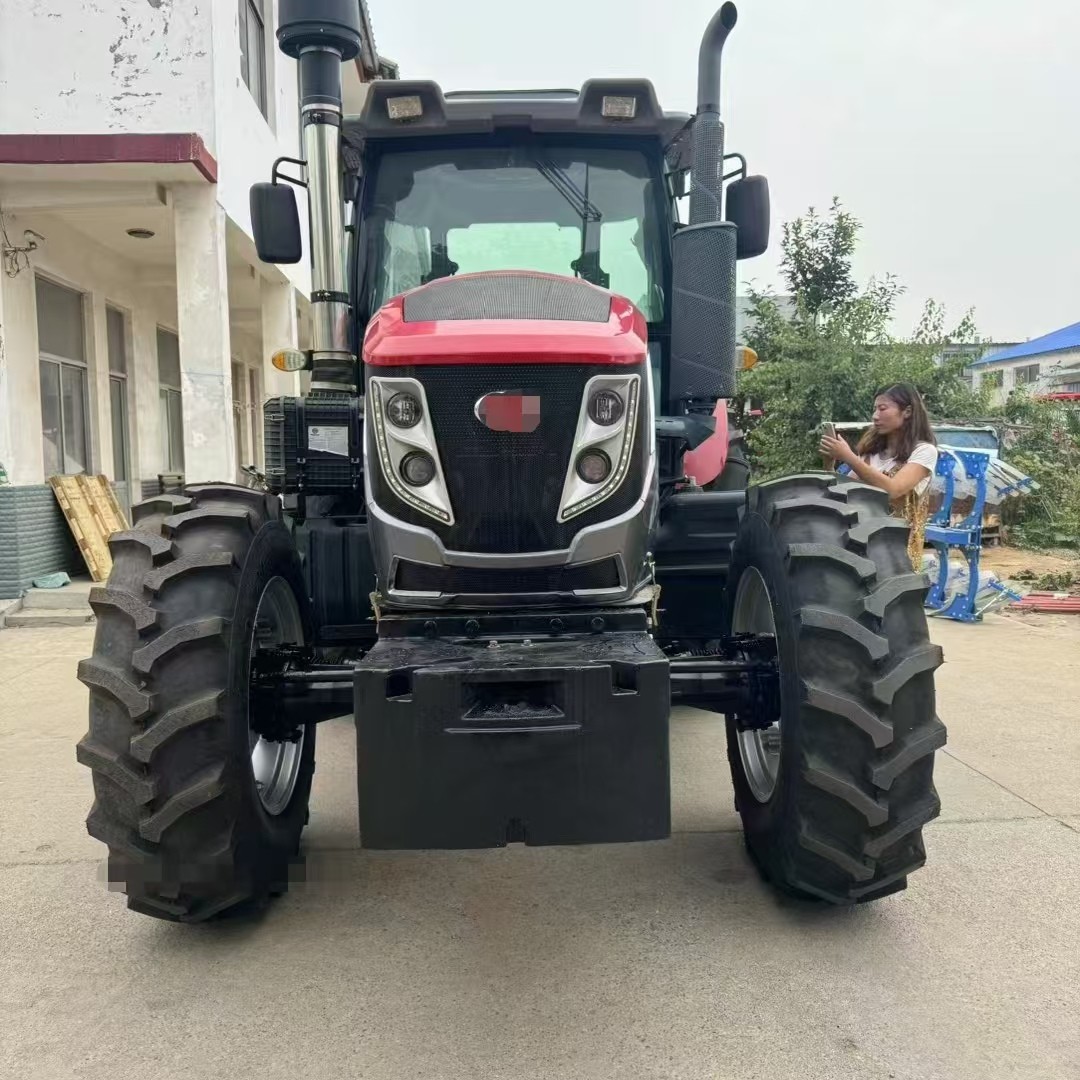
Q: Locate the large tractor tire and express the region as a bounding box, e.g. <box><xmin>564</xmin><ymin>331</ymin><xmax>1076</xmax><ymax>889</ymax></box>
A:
<box><xmin>723</xmin><ymin>473</ymin><xmax>946</xmax><ymax>903</ymax></box>
<box><xmin>76</xmin><ymin>484</ymin><xmax>316</xmax><ymax>922</ymax></box>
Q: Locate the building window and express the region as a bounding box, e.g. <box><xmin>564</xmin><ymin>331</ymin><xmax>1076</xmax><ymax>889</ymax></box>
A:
<box><xmin>106</xmin><ymin>306</ymin><xmax>130</xmax><ymax>483</ymax></box>
<box><xmin>248</xmin><ymin>366</ymin><xmax>262</xmax><ymax>464</ymax></box>
<box><xmin>36</xmin><ymin>277</ymin><xmax>90</xmax><ymax>478</ymax></box>
<box><xmin>157</xmin><ymin>328</ymin><xmax>185</xmax><ymax>473</ymax></box>
<box><xmin>239</xmin><ymin>0</ymin><xmax>267</xmax><ymax>117</ymax></box>
<box><xmin>1014</xmin><ymin>363</ymin><xmax>1041</xmax><ymax>385</ymax></box>
<box><xmin>231</xmin><ymin>361</ymin><xmax>246</xmax><ymax>470</ymax></box>
<box><xmin>983</xmin><ymin>369</ymin><xmax>1004</xmax><ymax>389</ymax></box>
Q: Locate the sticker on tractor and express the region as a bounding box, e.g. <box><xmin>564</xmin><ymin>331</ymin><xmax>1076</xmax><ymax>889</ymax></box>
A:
<box><xmin>308</xmin><ymin>425</ymin><xmax>349</xmax><ymax>456</ymax></box>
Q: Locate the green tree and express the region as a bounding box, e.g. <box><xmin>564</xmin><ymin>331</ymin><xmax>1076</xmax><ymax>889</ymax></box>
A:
<box><xmin>1000</xmin><ymin>390</ymin><xmax>1080</xmax><ymax>547</ymax></box>
<box><xmin>738</xmin><ymin>198</ymin><xmax>991</xmax><ymax>478</ymax></box>
<box><xmin>779</xmin><ymin>196</ymin><xmax>859</xmax><ymax>317</ymax></box>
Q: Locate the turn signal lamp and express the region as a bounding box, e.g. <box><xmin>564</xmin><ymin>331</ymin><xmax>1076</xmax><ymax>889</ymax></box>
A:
<box><xmin>739</xmin><ymin>346</ymin><xmax>759</xmax><ymax>371</ymax></box>
<box><xmin>271</xmin><ymin>348</ymin><xmax>309</xmax><ymax>373</ymax></box>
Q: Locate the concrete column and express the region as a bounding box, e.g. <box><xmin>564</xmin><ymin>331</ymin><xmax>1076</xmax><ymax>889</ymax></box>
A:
<box><xmin>260</xmin><ymin>277</ymin><xmax>300</xmax><ymax>398</ymax></box>
<box><xmin>0</xmin><ymin>262</ymin><xmax>45</xmax><ymax>485</ymax></box>
<box><xmin>87</xmin><ymin>291</ymin><xmax>113</xmax><ymax>478</ymax></box>
<box><xmin>172</xmin><ymin>184</ymin><xmax>235</xmax><ymax>484</ymax></box>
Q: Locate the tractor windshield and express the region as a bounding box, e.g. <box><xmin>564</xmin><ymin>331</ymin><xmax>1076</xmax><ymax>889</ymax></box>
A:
<box><xmin>364</xmin><ymin>145</ymin><xmax>666</xmax><ymax>321</ymax></box>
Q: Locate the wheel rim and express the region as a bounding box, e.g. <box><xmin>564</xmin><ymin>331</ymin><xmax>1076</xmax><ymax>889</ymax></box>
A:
<box><xmin>732</xmin><ymin>566</ymin><xmax>781</xmax><ymax>803</ymax></box>
<box><xmin>249</xmin><ymin>576</ymin><xmax>306</xmax><ymax>816</ymax></box>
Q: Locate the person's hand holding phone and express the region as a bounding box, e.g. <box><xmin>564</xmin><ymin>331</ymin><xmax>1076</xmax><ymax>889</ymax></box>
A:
<box><xmin>818</xmin><ymin>422</ymin><xmax>856</xmax><ymax>467</ymax></box>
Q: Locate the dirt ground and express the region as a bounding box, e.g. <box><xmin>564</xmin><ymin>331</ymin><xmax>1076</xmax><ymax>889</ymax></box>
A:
<box><xmin>979</xmin><ymin>543</ymin><xmax>1080</xmax><ymax>583</ymax></box>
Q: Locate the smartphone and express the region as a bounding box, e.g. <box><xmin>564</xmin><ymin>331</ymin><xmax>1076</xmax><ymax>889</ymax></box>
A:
<box><xmin>820</xmin><ymin>422</ymin><xmax>837</xmax><ymax>440</ymax></box>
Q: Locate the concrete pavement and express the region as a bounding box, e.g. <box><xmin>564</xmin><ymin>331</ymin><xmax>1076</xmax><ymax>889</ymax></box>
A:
<box><xmin>1</xmin><ymin>614</ymin><xmax>1079</xmax><ymax>1080</ymax></box>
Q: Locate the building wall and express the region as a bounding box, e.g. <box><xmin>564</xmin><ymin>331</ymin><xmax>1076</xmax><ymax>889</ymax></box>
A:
<box><xmin>0</xmin><ymin>208</ymin><xmax>274</xmax><ymax>486</ymax></box>
<box><xmin>0</xmin><ymin>0</ymin><xmax>312</xmax><ymax>298</ymax></box>
<box><xmin>1041</xmin><ymin>348</ymin><xmax>1080</xmax><ymax>389</ymax></box>
<box><xmin>0</xmin><ymin>0</ymin><xmax>216</xmax><ymax>148</ymax></box>
<box><xmin>0</xmin><ymin>484</ymin><xmax>83</xmax><ymax>598</ymax></box>
<box><xmin>0</xmin><ymin>210</ymin><xmax>179</xmax><ymax>487</ymax></box>
<box><xmin>971</xmin><ymin>346</ymin><xmax>1080</xmax><ymax>403</ymax></box>
<box><xmin>212</xmin><ymin>0</ymin><xmax>311</xmax><ymax>295</ymax></box>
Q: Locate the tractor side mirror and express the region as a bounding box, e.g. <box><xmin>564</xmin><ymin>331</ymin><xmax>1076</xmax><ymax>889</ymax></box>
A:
<box><xmin>250</xmin><ymin>182</ymin><xmax>303</xmax><ymax>264</ymax></box>
<box><xmin>726</xmin><ymin>175</ymin><xmax>770</xmax><ymax>259</ymax></box>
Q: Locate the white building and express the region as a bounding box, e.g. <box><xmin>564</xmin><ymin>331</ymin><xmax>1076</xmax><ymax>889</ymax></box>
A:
<box><xmin>0</xmin><ymin>0</ymin><xmax>391</xmax><ymax>594</ymax></box>
<box><xmin>968</xmin><ymin>321</ymin><xmax>1080</xmax><ymax>405</ymax></box>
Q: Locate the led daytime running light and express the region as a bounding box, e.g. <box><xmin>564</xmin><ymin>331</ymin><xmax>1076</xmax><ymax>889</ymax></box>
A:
<box><xmin>371</xmin><ymin>390</ymin><xmax>452</xmax><ymax>524</ymax></box>
<box><xmin>561</xmin><ymin>377</ymin><xmax>641</xmax><ymax>520</ymax></box>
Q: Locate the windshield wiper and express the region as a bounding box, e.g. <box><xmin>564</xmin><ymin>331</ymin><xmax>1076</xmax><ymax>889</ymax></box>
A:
<box><xmin>533</xmin><ymin>159</ymin><xmax>609</xmax><ymax>289</ymax></box>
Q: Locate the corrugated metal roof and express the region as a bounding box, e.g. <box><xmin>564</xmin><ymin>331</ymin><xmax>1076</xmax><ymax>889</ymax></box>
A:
<box><xmin>971</xmin><ymin>320</ymin><xmax>1080</xmax><ymax>366</ymax></box>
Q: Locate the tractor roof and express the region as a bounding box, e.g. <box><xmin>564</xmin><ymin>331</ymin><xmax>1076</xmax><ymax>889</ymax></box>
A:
<box><xmin>344</xmin><ymin>79</ymin><xmax>692</xmax><ymax>169</ymax></box>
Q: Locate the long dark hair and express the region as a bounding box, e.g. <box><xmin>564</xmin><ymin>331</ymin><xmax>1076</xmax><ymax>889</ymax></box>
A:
<box><xmin>856</xmin><ymin>383</ymin><xmax>936</xmax><ymax>462</ymax></box>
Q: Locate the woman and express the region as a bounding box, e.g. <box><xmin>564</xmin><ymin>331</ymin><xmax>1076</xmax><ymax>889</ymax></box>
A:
<box><xmin>819</xmin><ymin>383</ymin><xmax>938</xmax><ymax>570</ymax></box>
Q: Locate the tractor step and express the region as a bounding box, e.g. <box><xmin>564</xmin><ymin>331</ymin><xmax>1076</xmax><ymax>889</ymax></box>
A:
<box><xmin>20</xmin><ymin>579</ymin><xmax>94</xmax><ymax>610</ymax></box>
<box><xmin>5</xmin><ymin>607</ymin><xmax>94</xmax><ymax>628</ymax></box>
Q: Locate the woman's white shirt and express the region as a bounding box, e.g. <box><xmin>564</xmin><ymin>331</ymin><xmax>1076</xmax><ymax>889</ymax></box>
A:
<box><xmin>864</xmin><ymin>441</ymin><xmax>937</xmax><ymax>496</ymax></box>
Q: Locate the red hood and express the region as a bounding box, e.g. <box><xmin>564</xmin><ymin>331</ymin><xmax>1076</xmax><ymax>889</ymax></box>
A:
<box><xmin>363</xmin><ymin>271</ymin><xmax>648</xmax><ymax>368</ymax></box>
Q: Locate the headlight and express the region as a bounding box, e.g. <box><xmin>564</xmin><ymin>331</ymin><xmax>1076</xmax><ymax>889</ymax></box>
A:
<box><xmin>576</xmin><ymin>450</ymin><xmax>612</xmax><ymax>484</ymax></box>
<box><xmin>400</xmin><ymin>451</ymin><xmax>436</xmax><ymax>487</ymax></box>
<box><xmin>588</xmin><ymin>389</ymin><xmax>624</xmax><ymax>426</ymax></box>
<box><xmin>368</xmin><ymin>377</ymin><xmax>455</xmax><ymax>525</ymax></box>
<box><xmin>558</xmin><ymin>374</ymin><xmax>643</xmax><ymax>523</ymax></box>
<box><xmin>386</xmin><ymin>392</ymin><xmax>422</xmax><ymax>428</ymax></box>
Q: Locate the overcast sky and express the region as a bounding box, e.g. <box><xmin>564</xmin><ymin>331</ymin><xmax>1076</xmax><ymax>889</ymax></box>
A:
<box><xmin>369</xmin><ymin>0</ymin><xmax>1078</xmax><ymax>343</ymax></box>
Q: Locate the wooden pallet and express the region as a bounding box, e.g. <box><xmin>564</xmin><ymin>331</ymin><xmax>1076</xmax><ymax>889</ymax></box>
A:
<box><xmin>48</xmin><ymin>474</ymin><xmax>131</xmax><ymax>583</ymax></box>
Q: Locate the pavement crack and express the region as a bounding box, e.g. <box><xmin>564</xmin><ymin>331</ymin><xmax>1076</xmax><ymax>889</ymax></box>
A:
<box><xmin>941</xmin><ymin>748</ymin><xmax>1055</xmax><ymax>818</ymax></box>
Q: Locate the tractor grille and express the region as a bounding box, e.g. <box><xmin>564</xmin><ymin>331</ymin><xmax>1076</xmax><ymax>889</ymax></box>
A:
<box><xmin>394</xmin><ymin>558</ymin><xmax>621</xmax><ymax>595</ymax></box>
<box><xmin>402</xmin><ymin>272</ymin><xmax>611</xmax><ymax>324</ymax></box>
<box><xmin>366</xmin><ymin>363</ymin><xmax>649</xmax><ymax>554</ymax></box>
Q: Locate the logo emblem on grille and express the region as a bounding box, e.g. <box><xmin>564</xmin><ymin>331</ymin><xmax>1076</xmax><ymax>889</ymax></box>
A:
<box><xmin>474</xmin><ymin>392</ymin><xmax>541</xmax><ymax>433</ymax></box>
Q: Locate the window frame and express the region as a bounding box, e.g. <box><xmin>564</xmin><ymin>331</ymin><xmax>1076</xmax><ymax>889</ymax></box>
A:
<box><xmin>106</xmin><ymin>304</ymin><xmax>131</xmax><ymax>483</ymax></box>
<box><xmin>39</xmin><ymin>352</ymin><xmax>91</xmax><ymax>477</ymax></box>
<box><xmin>248</xmin><ymin>366</ymin><xmax>263</xmax><ymax>465</ymax></box>
<box><xmin>35</xmin><ymin>275</ymin><xmax>91</xmax><ymax>478</ymax></box>
<box><xmin>231</xmin><ymin>360</ymin><xmax>247</xmax><ymax>472</ymax></box>
<box><xmin>239</xmin><ymin>0</ymin><xmax>268</xmax><ymax>119</ymax></box>
<box><xmin>157</xmin><ymin>326</ymin><xmax>185</xmax><ymax>474</ymax></box>
<box><xmin>359</xmin><ymin>137</ymin><xmax>671</xmax><ymax>326</ymax></box>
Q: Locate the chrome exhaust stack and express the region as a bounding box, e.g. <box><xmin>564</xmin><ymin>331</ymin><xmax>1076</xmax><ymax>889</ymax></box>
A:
<box><xmin>277</xmin><ymin>0</ymin><xmax>363</xmax><ymax>392</ymax></box>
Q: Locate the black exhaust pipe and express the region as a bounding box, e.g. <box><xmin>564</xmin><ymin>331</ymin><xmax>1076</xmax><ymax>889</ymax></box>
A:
<box><xmin>689</xmin><ymin>1</ymin><xmax>737</xmax><ymax>226</ymax></box>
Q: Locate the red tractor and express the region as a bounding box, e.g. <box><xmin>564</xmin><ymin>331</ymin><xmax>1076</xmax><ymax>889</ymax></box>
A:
<box><xmin>77</xmin><ymin>0</ymin><xmax>945</xmax><ymax>921</ymax></box>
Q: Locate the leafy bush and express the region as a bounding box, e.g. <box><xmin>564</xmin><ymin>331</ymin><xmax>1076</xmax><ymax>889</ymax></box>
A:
<box><xmin>1001</xmin><ymin>391</ymin><xmax>1080</xmax><ymax>548</ymax></box>
<box><xmin>736</xmin><ymin>199</ymin><xmax>992</xmax><ymax>479</ymax></box>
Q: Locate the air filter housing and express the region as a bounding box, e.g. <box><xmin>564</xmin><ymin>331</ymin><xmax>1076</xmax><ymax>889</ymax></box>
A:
<box><xmin>263</xmin><ymin>395</ymin><xmax>363</xmax><ymax>494</ymax></box>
